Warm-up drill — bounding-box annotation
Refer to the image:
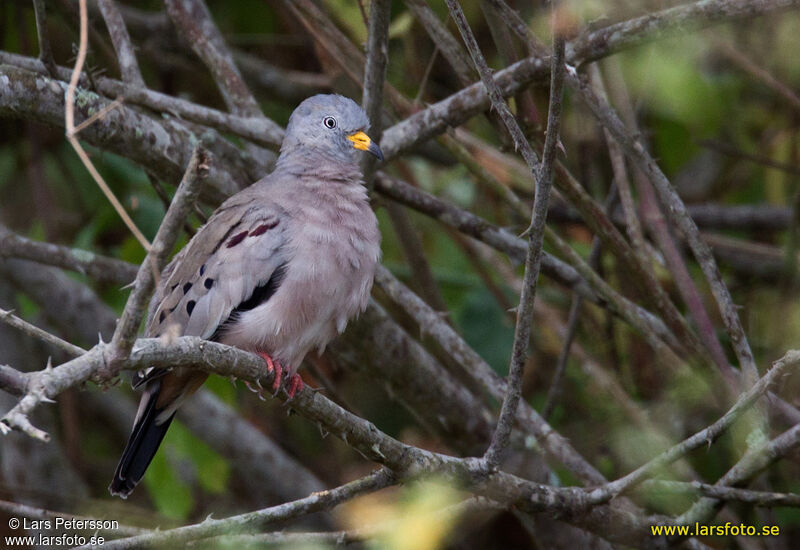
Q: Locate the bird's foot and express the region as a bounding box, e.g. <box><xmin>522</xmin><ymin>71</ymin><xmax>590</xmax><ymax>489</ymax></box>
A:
<box><xmin>256</xmin><ymin>351</ymin><xmax>284</xmax><ymax>395</ymax></box>
<box><xmin>285</xmin><ymin>374</ymin><xmax>305</xmax><ymax>401</ymax></box>
<box><xmin>243</xmin><ymin>378</ymin><xmax>267</xmax><ymax>401</ymax></box>
<box><xmin>255</xmin><ymin>352</ymin><xmax>304</xmax><ymax>401</ymax></box>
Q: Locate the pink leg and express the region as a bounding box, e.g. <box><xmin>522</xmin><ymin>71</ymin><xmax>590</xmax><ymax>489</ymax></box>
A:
<box><xmin>286</xmin><ymin>374</ymin><xmax>305</xmax><ymax>400</ymax></box>
<box><xmin>256</xmin><ymin>351</ymin><xmax>284</xmax><ymax>395</ymax></box>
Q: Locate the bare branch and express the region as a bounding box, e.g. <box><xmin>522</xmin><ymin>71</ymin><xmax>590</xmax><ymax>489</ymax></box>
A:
<box><xmin>0</xmin><ymin>307</ymin><xmax>85</xmax><ymax>358</ymax></box>
<box><xmin>568</xmin><ymin>0</ymin><xmax>800</xmax><ymax>64</ymax></box>
<box><xmin>361</xmin><ymin>0</ymin><xmax>390</xmax><ymax>185</ymax></box>
<box><xmin>65</xmin><ymin>0</ymin><xmax>151</xmax><ymax>251</ymax></box>
<box><xmin>0</xmin><ymin>498</ymin><xmax>146</xmax><ymax>537</ymax></box>
<box><xmin>165</xmin><ymin>0</ymin><xmax>261</xmax><ymax>117</ymax></box>
<box><xmin>0</xmin><ymin>222</ymin><xmax>136</xmax><ymax>285</ymax></box>
<box><xmin>679</xmin><ymin>419</ymin><xmax>800</xmax><ymax>527</ymax></box>
<box><xmin>97</xmin><ymin>0</ymin><xmax>145</xmax><ymax>87</ymax></box>
<box><xmin>640</xmin><ymin>480</ymin><xmax>800</xmax><ymax>508</ymax></box>
<box><xmin>0</xmin><ymin>365</ymin><xmax>28</xmax><ymax>398</ymax></box>
<box><xmin>31</xmin><ymin>0</ymin><xmax>58</xmax><ymax>77</ymax></box>
<box><xmin>109</xmin><ymin>147</ymin><xmax>208</xmax><ymax>360</ymax></box>
<box><xmin>0</xmin><ymin>63</ymin><xmax>258</xmax><ymax>201</ymax></box>
<box><xmin>82</xmin><ymin>469</ymin><xmax>395</xmax><ymax>550</ymax></box>
<box><xmin>0</xmin><ymin>334</ymin><xmax>660</xmax><ymax>545</ymax></box>
<box><xmin>586</xmin><ymin>350</ymin><xmax>800</xmax><ymax>504</ymax></box>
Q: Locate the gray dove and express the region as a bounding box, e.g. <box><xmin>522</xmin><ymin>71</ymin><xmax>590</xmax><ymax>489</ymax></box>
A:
<box><xmin>109</xmin><ymin>94</ymin><xmax>383</xmax><ymax>498</ymax></box>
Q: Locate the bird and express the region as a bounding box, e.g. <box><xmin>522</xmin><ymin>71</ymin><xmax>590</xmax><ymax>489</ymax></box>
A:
<box><xmin>109</xmin><ymin>94</ymin><xmax>383</xmax><ymax>498</ymax></box>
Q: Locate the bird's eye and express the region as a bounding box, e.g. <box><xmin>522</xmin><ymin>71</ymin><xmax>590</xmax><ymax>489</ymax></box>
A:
<box><xmin>323</xmin><ymin>116</ymin><xmax>337</xmax><ymax>129</ymax></box>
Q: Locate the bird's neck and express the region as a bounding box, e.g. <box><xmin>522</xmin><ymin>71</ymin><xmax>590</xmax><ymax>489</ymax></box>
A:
<box><xmin>274</xmin><ymin>146</ymin><xmax>361</xmax><ymax>182</ymax></box>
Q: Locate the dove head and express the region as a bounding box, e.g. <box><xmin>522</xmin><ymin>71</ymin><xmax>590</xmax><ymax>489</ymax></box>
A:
<box><xmin>279</xmin><ymin>94</ymin><xmax>384</xmax><ymax>167</ymax></box>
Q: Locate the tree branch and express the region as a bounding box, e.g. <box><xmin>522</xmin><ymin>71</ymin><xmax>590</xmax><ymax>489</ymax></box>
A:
<box><xmin>109</xmin><ymin>147</ymin><xmax>207</xmax><ymax>360</ymax></box>
<box><xmin>0</xmin><ymin>50</ymin><xmax>284</xmax><ymax>149</ymax></box>
<box><xmin>640</xmin><ymin>480</ymin><xmax>800</xmax><ymax>508</ymax></box>
<box><xmin>86</xmin><ymin>469</ymin><xmax>395</xmax><ymax>550</ymax></box>
<box><xmin>586</xmin><ymin>350</ymin><xmax>800</xmax><ymax>505</ymax></box>
<box><xmin>97</xmin><ymin>0</ymin><xmax>145</xmax><ymax>87</ymax></box>
<box><xmin>31</xmin><ymin>0</ymin><xmax>58</xmax><ymax>77</ymax></box>
<box><xmin>164</xmin><ymin>0</ymin><xmax>261</xmax><ymax>117</ymax></box>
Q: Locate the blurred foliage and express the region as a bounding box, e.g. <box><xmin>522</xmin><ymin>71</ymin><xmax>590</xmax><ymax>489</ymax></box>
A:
<box><xmin>340</xmin><ymin>479</ymin><xmax>461</xmax><ymax>550</ymax></box>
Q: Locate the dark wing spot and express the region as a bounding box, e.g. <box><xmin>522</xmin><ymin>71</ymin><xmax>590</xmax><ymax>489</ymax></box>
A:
<box><xmin>171</xmin><ymin>283</ymin><xmax>179</xmax><ymax>291</ymax></box>
<box><xmin>186</xmin><ymin>300</ymin><xmax>196</xmax><ymax>316</ymax></box>
<box><xmin>200</xmin><ymin>264</ymin><xmax>206</xmax><ymax>276</ymax></box>
<box><xmin>159</xmin><ymin>311</ymin><xmax>166</xmax><ymax>323</ymax></box>
<box><xmin>226</xmin><ymin>231</ymin><xmax>249</xmax><ymax>248</ymax></box>
<box><xmin>210</xmin><ymin>263</ymin><xmax>287</xmax><ymax>341</ymax></box>
<box><xmin>204</xmin><ymin>277</ymin><xmax>214</xmax><ymax>289</ymax></box>
<box><xmin>183</xmin><ymin>282</ymin><xmax>193</xmax><ymax>294</ymax></box>
<box><xmin>249</xmin><ymin>220</ymin><xmax>279</xmax><ymax>237</ymax></box>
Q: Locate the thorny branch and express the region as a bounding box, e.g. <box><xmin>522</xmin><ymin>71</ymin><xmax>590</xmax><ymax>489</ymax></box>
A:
<box><xmin>109</xmin><ymin>147</ymin><xmax>208</xmax><ymax>360</ymax></box>
<box><xmin>444</xmin><ymin>0</ymin><xmax>566</xmax><ymax>469</ymax></box>
<box><xmin>0</xmin><ymin>328</ymin><xmax>796</xmax><ymax>546</ymax></box>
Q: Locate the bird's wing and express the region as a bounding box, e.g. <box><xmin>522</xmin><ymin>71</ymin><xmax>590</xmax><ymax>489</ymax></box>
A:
<box><xmin>132</xmin><ymin>191</ymin><xmax>289</xmax><ymax>388</ymax></box>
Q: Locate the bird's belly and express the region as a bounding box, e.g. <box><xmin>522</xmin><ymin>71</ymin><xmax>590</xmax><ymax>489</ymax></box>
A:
<box><xmin>218</xmin><ymin>241</ymin><xmax>376</xmax><ymax>371</ymax></box>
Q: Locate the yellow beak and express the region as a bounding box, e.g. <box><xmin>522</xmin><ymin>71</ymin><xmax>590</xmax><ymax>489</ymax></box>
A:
<box><xmin>347</xmin><ymin>131</ymin><xmax>384</xmax><ymax>161</ymax></box>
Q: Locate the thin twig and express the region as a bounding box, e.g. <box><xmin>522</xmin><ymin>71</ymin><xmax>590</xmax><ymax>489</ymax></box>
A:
<box><xmin>639</xmin><ymin>480</ymin><xmax>800</xmax><ymax>508</ymax></box>
<box><xmin>0</xmin><ymin>499</ymin><xmax>146</xmax><ymax>537</ymax></box>
<box><xmin>361</xmin><ymin>0</ymin><xmax>391</xmax><ymax>184</ymax></box>
<box><xmin>165</xmin><ymin>0</ymin><xmax>261</xmax><ymax>117</ymax></box>
<box><xmin>715</xmin><ymin>39</ymin><xmax>800</xmax><ymax>114</ymax></box>
<box><xmin>374</xmin><ymin>172</ymin><xmax>677</xmax><ymax>348</ymax></box>
<box><xmin>406</xmin><ymin>0</ymin><xmax>475</xmax><ymax>86</ymax></box>
<box><xmin>97</xmin><ymin>0</ymin><xmax>145</xmax><ymax>87</ymax></box>
<box><xmin>385</xmin><ymin>201</ymin><xmax>450</xmax><ymax>315</ymax></box>
<box><xmin>0</xmin><ymin>308</ymin><xmax>86</xmax><ymax>357</ymax></box>
<box><xmin>79</xmin><ymin>469</ymin><xmax>395</xmax><ymax>550</ymax></box>
<box><xmin>444</xmin><ymin>0</ymin><xmax>566</xmax><ymax>469</ymax></box>
<box><xmin>65</xmin><ymin>0</ymin><xmax>150</xmax><ymax>251</ymax></box>
<box><xmin>491</xmin><ymin>0</ymin><xmax>713</xmax><ymax>368</ymax></box>
<box><xmin>586</xmin><ymin>350</ymin><xmax>800</xmax><ymax>505</ymax></box>
<box><xmin>70</xmin><ymin>95</ymin><xmax>124</xmax><ymax>135</ymax></box>
<box><xmin>0</xmin><ymin>222</ymin><xmax>136</xmax><ymax>285</ymax></box>
<box><xmin>32</xmin><ymin>0</ymin><xmax>58</xmax><ymax>77</ymax></box>
<box><xmin>596</xmin><ymin>61</ymin><xmax>734</xmax><ymax>381</ymax></box>
<box><xmin>109</xmin><ymin>147</ymin><xmax>208</xmax><ymax>361</ymax></box>
<box><xmin>541</xmin><ymin>241</ymin><xmax>599</xmax><ymax>420</ymax></box>
<box><xmin>678</xmin><ymin>420</ymin><xmax>800</xmax><ymax>527</ymax></box>
<box><xmin>571</xmin><ymin>60</ymin><xmax>759</xmax><ymax>382</ymax></box>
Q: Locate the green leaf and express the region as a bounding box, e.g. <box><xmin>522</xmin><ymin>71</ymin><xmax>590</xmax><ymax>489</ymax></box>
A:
<box><xmin>143</xmin><ymin>444</ymin><xmax>193</xmax><ymax>520</ymax></box>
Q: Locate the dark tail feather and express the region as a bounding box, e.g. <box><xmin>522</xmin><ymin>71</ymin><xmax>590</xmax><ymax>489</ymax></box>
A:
<box><xmin>109</xmin><ymin>382</ymin><xmax>175</xmax><ymax>498</ymax></box>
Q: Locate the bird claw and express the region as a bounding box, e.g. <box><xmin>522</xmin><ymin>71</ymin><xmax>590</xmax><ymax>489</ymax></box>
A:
<box><xmin>244</xmin><ymin>378</ymin><xmax>267</xmax><ymax>401</ymax></box>
<box><xmin>256</xmin><ymin>351</ymin><xmax>284</xmax><ymax>396</ymax></box>
<box><xmin>285</xmin><ymin>374</ymin><xmax>304</xmax><ymax>401</ymax></box>
<box><xmin>255</xmin><ymin>351</ymin><xmax>303</xmax><ymax>400</ymax></box>
<box><xmin>271</xmin><ymin>363</ymin><xmax>283</xmax><ymax>396</ymax></box>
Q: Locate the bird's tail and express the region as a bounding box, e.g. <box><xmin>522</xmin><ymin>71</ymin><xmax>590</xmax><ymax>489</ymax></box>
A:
<box><xmin>109</xmin><ymin>381</ymin><xmax>175</xmax><ymax>498</ymax></box>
